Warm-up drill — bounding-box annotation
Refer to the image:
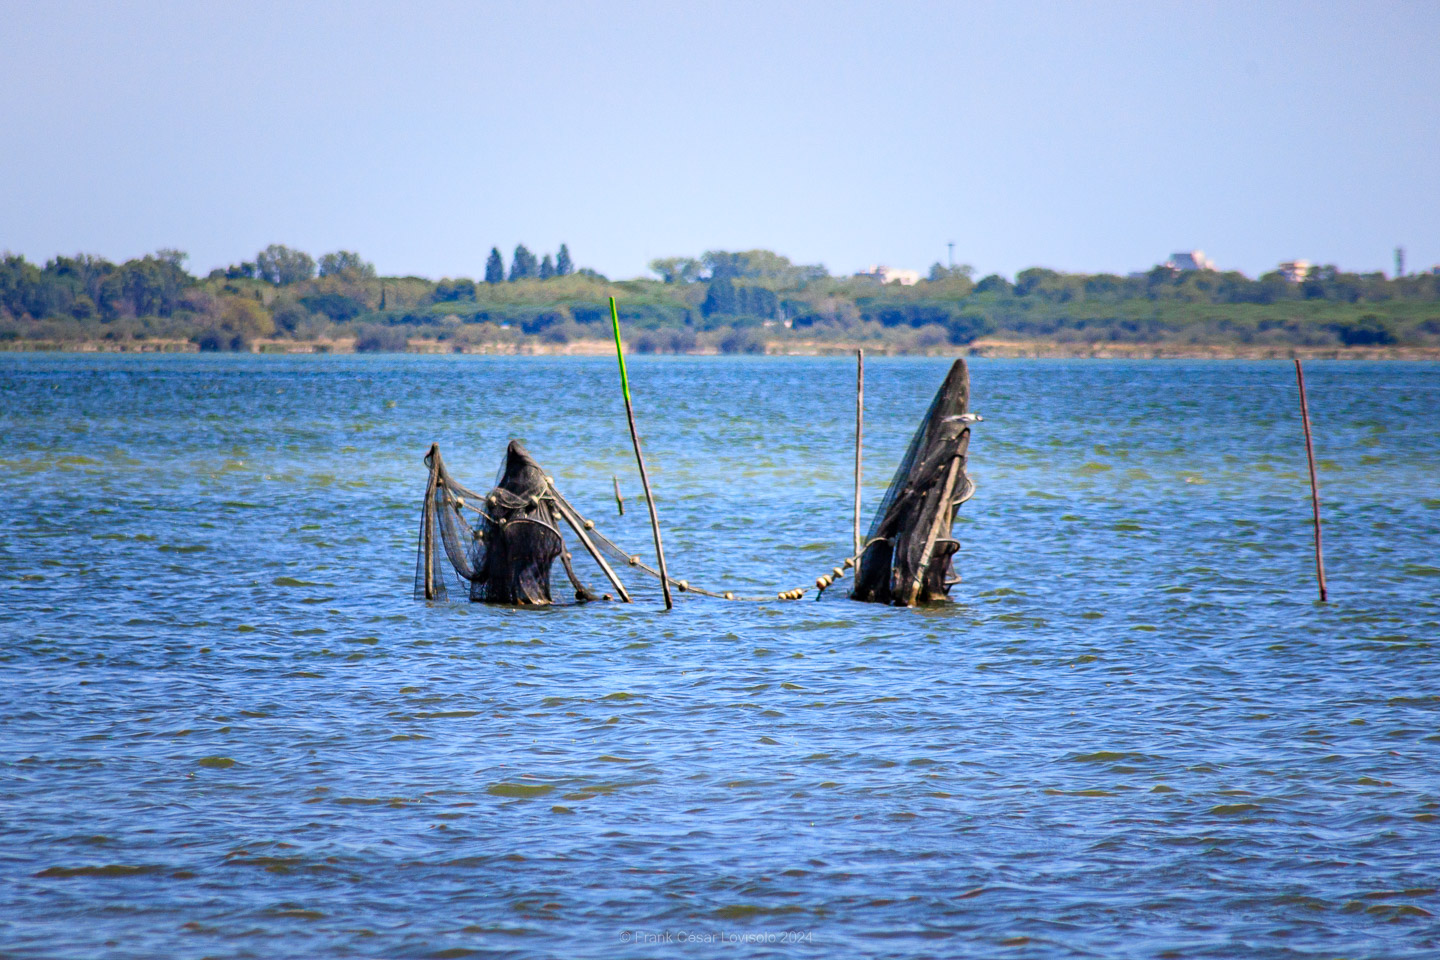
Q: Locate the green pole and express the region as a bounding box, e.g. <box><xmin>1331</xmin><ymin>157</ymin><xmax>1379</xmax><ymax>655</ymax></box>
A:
<box><xmin>610</xmin><ymin>297</ymin><xmax>632</xmax><ymax>406</ymax></box>
<box><xmin>610</xmin><ymin>297</ymin><xmax>674</xmax><ymax>609</ymax></box>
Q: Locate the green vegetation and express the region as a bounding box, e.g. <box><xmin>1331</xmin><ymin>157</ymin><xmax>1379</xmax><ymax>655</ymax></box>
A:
<box><xmin>3</xmin><ymin>245</ymin><xmax>1438</xmax><ymax>354</ymax></box>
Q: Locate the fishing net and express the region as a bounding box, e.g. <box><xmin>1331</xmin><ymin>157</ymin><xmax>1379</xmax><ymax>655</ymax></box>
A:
<box><xmin>415</xmin><ymin>439</ymin><xmax>788</xmax><ymax>606</ymax></box>
<box><xmin>415</xmin><ymin>441</ymin><xmax>601</xmax><ymax>605</ymax></box>
<box><xmin>850</xmin><ymin>358</ymin><xmax>977</xmax><ymax>605</ymax></box>
<box><xmin>415</xmin><ymin>359</ymin><xmax>978</xmax><ymax>608</ymax></box>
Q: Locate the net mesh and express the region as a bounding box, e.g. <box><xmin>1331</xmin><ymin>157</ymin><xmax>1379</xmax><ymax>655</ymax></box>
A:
<box><xmin>851</xmin><ymin>358</ymin><xmax>975</xmax><ymax>605</ymax></box>
<box><xmin>415</xmin><ymin>441</ymin><xmax>595</xmax><ymax>605</ymax></box>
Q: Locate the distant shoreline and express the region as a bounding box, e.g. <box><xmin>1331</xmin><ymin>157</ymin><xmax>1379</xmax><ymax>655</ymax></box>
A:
<box><xmin>4</xmin><ymin>337</ymin><xmax>1440</xmax><ymax>360</ymax></box>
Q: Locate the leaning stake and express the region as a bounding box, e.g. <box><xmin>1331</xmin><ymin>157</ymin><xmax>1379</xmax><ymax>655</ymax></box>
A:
<box><xmin>613</xmin><ymin>475</ymin><xmax>625</xmax><ymax>516</ymax></box>
<box><xmin>853</xmin><ymin>348</ymin><xmax>865</xmax><ymax>558</ymax></box>
<box><xmin>421</xmin><ymin>443</ymin><xmax>440</xmax><ymax>600</ymax></box>
<box><xmin>1294</xmin><ymin>359</ymin><xmax>1328</xmax><ymax>602</ymax></box>
<box><xmin>610</xmin><ymin>297</ymin><xmax>673</xmax><ymax>610</ymax></box>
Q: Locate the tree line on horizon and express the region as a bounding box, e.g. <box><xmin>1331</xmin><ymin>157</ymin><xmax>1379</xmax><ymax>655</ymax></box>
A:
<box><xmin>2</xmin><ymin>244</ymin><xmax>1438</xmax><ymax>353</ymax></box>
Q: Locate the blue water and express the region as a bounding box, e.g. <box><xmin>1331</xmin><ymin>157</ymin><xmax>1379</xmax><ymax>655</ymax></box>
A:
<box><xmin>1</xmin><ymin>354</ymin><xmax>1438</xmax><ymax>959</ymax></box>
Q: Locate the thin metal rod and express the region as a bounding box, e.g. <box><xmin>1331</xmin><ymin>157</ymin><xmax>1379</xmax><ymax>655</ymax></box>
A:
<box><xmin>548</xmin><ymin>487</ymin><xmax>632</xmax><ymax>602</ymax></box>
<box><xmin>1294</xmin><ymin>359</ymin><xmax>1328</xmax><ymax>602</ymax></box>
<box><xmin>854</xmin><ymin>348</ymin><xmax>865</xmax><ymax>559</ymax></box>
<box><xmin>610</xmin><ymin>297</ymin><xmax>673</xmax><ymax>610</ymax></box>
<box><xmin>905</xmin><ymin>456</ymin><xmax>962</xmax><ymax>606</ymax></box>
<box><xmin>613</xmin><ymin>475</ymin><xmax>625</xmax><ymax>516</ymax></box>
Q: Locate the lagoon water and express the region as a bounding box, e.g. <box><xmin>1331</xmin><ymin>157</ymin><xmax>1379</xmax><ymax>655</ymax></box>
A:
<box><xmin>1</xmin><ymin>354</ymin><xmax>1438</xmax><ymax>959</ymax></box>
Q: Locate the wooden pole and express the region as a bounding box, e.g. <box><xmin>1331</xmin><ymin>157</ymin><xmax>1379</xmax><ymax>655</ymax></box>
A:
<box><xmin>421</xmin><ymin>443</ymin><xmax>440</xmax><ymax>600</ymax></box>
<box><xmin>904</xmin><ymin>456</ymin><xmax>962</xmax><ymax>606</ymax></box>
<box><xmin>610</xmin><ymin>297</ymin><xmax>673</xmax><ymax>610</ymax></box>
<box><xmin>1294</xmin><ymin>359</ymin><xmax>1328</xmax><ymax>602</ymax></box>
<box><xmin>613</xmin><ymin>475</ymin><xmax>625</xmax><ymax>516</ymax></box>
<box><xmin>548</xmin><ymin>486</ymin><xmax>632</xmax><ymax>603</ymax></box>
<box><xmin>854</xmin><ymin>348</ymin><xmax>864</xmax><ymax>559</ymax></box>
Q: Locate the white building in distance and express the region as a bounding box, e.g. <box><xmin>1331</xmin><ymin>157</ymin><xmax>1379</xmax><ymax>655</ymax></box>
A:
<box><xmin>1167</xmin><ymin>250</ymin><xmax>1217</xmax><ymax>272</ymax></box>
<box><xmin>856</xmin><ymin>265</ymin><xmax>921</xmax><ymax>286</ymax></box>
<box><xmin>1277</xmin><ymin>260</ymin><xmax>1312</xmax><ymax>283</ymax></box>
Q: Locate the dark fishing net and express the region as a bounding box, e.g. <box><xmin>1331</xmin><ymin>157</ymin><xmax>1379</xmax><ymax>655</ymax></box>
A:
<box><xmin>416</xmin><ymin>360</ymin><xmax>978</xmax><ymax>608</ymax></box>
<box><xmin>851</xmin><ymin>358</ymin><xmax>976</xmax><ymax>605</ymax></box>
<box><xmin>415</xmin><ymin>439</ymin><xmax>775</xmax><ymax>606</ymax></box>
<box><xmin>415</xmin><ymin>441</ymin><xmax>600</xmax><ymax>605</ymax></box>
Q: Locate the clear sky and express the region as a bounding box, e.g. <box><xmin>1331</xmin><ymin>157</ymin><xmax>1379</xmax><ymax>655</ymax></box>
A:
<box><xmin>2</xmin><ymin>0</ymin><xmax>1437</xmax><ymax>281</ymax></box>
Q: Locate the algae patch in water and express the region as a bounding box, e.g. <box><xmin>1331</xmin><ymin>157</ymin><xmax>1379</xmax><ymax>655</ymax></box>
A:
<box><xmin>487</xmin><ymin>782</ymin><xmax>555</xmax><ymax>799</ymax></box>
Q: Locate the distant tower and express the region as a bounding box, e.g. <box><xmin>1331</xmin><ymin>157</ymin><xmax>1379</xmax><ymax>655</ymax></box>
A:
<box><xmin>1396</xmin><ymin>247</ymin><xmax>1406</xmax><ymax>279</ymax></box>
<box><xmin>947</xmin><ymin>242</ymin><xmax>954</xmax><ymax>270</ymax></box>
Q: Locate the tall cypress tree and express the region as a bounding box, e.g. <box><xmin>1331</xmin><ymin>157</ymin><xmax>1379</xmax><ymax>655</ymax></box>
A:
<box><xmin>555</xmin><ymin>244</ymin><xmax>573</xmax><ymax>277</ymax></box>
<box><xmin>538</xmin><ymin>254</ymin><xmax>556</xmax><ymax>280</ymax></box>
<box><xmin>509</xmin><ymin>244</ymin><xmax>537</xmax><ymax>281</ymax></box>
<box><xmin>485</xmin><ymin>248</ymin><xmax>504</xmax><ymax>284</ymax></box>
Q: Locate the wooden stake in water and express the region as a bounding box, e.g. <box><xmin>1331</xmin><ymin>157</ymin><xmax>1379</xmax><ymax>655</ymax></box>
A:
<box><xmin>854</xmin><ymin>348</ymin><xmax>865</xmax><ymax>559</ymax></box>
<box><xmin>613</xmin><ymin>475</ymin><xmax>625</xmax><ymax>516</ymax></box>
<box><xmin>610</xmin><ymin>297</ymin><xmax>673</xmax><ymax>610</ymax></box>
<box><xmin>1294</xmin><ymin>359</ymin><xmax>1328</xmax><ymax>602</ymax></box>
<box><xmin>421</xmin><ymin>443</ymin><xmax>440</xmax><ymax>600</ymax></box>
<box><xmin>905</xmin><ymin>455</ymin><xmax>962</xmax><ymax>606</ymax></box>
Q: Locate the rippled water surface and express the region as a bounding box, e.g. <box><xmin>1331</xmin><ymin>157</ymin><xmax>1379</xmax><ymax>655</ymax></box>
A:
<box><xmin>2</xmin><ymin>355</ymin><xmax>1438</xmax><ymax>959</ymax></box>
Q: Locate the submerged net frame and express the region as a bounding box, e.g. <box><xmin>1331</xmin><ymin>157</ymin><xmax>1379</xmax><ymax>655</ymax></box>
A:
<box><xmin>416</xmin><ymin>441</ymin><xmax>601</xmax><ymax>605</ymax></box>
<box><xmin>415</xmin><ymin>359</ymin><xmax>978</xmax><ymax>608</ymax></box>
<box><xmin>416</xmin><ymin>440</ymin><xmax>786</xmax><ymax>606</ymax></box>
<box><xmin>849</xmin><ymin>358</ymin><xmax>977</xmax><ymax>606</ymax></box>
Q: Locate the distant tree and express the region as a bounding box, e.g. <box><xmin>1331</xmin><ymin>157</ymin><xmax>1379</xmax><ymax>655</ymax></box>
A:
<box><xmin>734</xmin><ymin>285</ymin><xmax>779</xmax><ymax>318</ymax></box>
<box><xmin>509</xmin><ymin>245</ymin><xmax>538</xmax><ymax>281</ymax></box>
<box><xmin>974</xmin><ymin>274</ymin><xmax>1012</xmax><ymax>296</ymax></box>
<box><xmin>576</xmin><ymin>267</ymin><xmax>608</xmax><ymax>281</ymax></box>
<box><xmin>1331</xmin><ymin>314</ymin><xmax>1397</xmax><ymax>345</ymax></box>
<box><xmin>318</xmin><ymin>251</ymin><xmax>376</xmax><ymax>279</ymax></box>
<box><xmin>299</xmin><ymin>292</ymin><xmax>367</xmax><ymax>322</ymax></box>
<box><xmin>354</xmin><ymin>323</ymin><xmax>409</xmax><ymax>352</ymax></box>
<box><xmin>198</xmin><ymin>295</ymin><xmax>274</xmax><ymax>351</ymax></box>
<box><xmin>256</xmin><ymin>245</ymin><xmax>315</xmax><ymax>285</ymax></box>
<box><xmin>271</xmin><ymin>302</ymin><xmax>311</xmax><ymax>333</ymax></box>
<box><xmin>433</xmin><ymin>277</ymin><xmax>478</xmax><ymax>302</ymax></box>
<box><xmin>703</xmin><ymin>251</ymin><xmax>747</xmax><ymax>280</ymax></box>
<box><xmin>699</xmin><ymin>249</ymin><xmax>827</xmax><ymax>285</ymax></box>
<box><xmin>701</xmin><ymin>276</ymin><xmax>738</xmax><ymax>316</ymax></box>
<box><xmin>1014</xmin><ymin>267</ymin><xmax>1063</xmax><ymax>297</ymax></box>
<box><xmin>555</xmin><ymin>244</ymin><xmax>573</xmax><ymax>276</ymax></box>
<box><xmin>50</xmin><ymin>253</ymin><xmax>115</xmax><ymax>303</ymax></box>
<box><xmin>539</xmin><ymin>254</ymin><xmax>556</xmax><ymax>280</ymax></box>
<box><xmin>113</xmin><ymin>251</ymin><xmax>192</xmax><ymax>317</ymax></box>
<box><xmin>927</xmin><ymin>262</ymin><xmax>976</xmax><ymax>282</ymax></box>
<box><xmin>650</xmin><ymin>257</ymin><xmax>704</xmax><ymax>284</ymax></box>
<box><xmin>485</xmin><ymin>248</ymin><xmax>505</xmax><ymax>284</ymax></box>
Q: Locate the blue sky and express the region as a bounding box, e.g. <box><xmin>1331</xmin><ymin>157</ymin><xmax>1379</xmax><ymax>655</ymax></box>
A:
<box><xmin>2</xmin><ymin>0</ymin><xmax>1436</xmax><ymax>280</ymax></box>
